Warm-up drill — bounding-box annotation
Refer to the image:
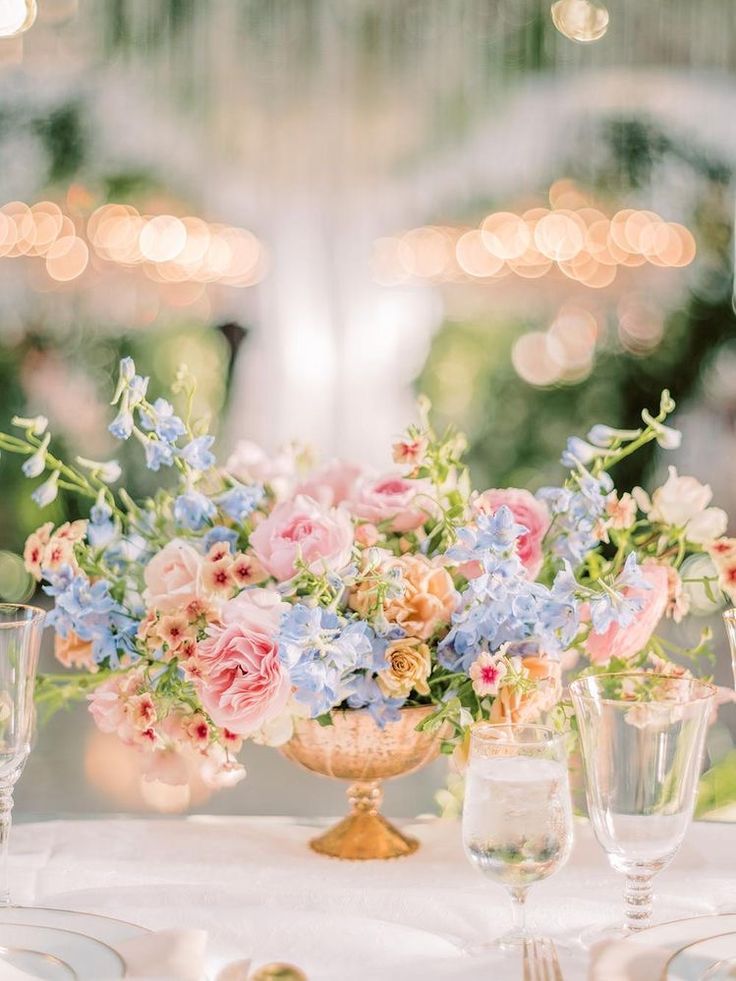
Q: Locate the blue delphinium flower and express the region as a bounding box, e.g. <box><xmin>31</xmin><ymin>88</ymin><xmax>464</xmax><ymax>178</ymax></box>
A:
<box><xmin>538</xmin><ymin>468</ymin><xmax>613</xmax><ymax>568</ymax></box>
<box><xmin>588</xmin><ymin>554</ymin><xmax>650</xmax><ymax>635</ymax></box>
<box><xmin>173</xmin><ymin>489</ymin><xmax>217</xmax><ymax>531</ymax></box>
<box><xmin>180</xmin><ymin>435</ymin><xmax>216</xmax><ymax>472</ymax></box>
<box><xmin>109</xmin><ymin>399</ymin><xmax>134</xmax><ymax>441</ymax></box>
<box><xmin>279</xmin><ymin>605</ymin><xmax>385</xmax><ymax>718</ymax></box>
<box><xmin>139</xmin><ymin>398</ymin><xmax>186</xmax><ymax>443</ymax></box>
<box><xmin>44</xmin><ymin>566</ymin><xmax>136</xmax><ymax>667</ymax></box>
<box><xmin>140</xmin><ymin>437</ymin><xmax>175</xmax><ymax>472</ymax></box>
<box><xmin>440</xmin><ymin>506</ymin><xmax>580</xmax><ymax>671</ymax></box>
<box><xmin>204</xmin><ymin>525</ymin><xmax>240</xmax><ymax>552</ymax></box>
<box><xmin>217</xmin><ymin>483</ymin><xmax>264</xmax><ymax>522</ymax></box>
<box><xmin>345</xmin><ymin>675</ymin><xmax>405</xmax><ymax>726</ymax></box>
<box><xmin>88</xmin><ymin>500</ymin><xmax>117</xmax><ymax>548</ymax></box>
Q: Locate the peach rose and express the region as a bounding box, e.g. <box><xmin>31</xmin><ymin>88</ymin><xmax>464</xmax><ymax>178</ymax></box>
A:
<box><xmin>143</xmin><ymin>539</ymin><xmax>204</xmax><ymax>614</ymax></box>
<box><xmin>586</xmin><ymin>562</ymin><xmax>669</xmax><ymax>666</ymax></box>
<box><xmin>249</xmin><ymin>494</ymin><xmax>354</xmax><ymax>582</ymax></box>
<box><xmin>470</xmin><ymin>489</ymin><xmax>550</xmax><ymax>579</ymax></box>
<box><xmin>351</xmin><ymin>554</ymin><xmax>458</xmax><ymax>640</ymax></box>
<box><xmin>347</xmin><ymin>474</ymin><xmax>434</xmax><ymax>533</ymax></box>
<box><xmin>376</xmin><ymin>637</ymin><xmax>432</xmax><ymax>698</ymax></box>
<box><xmin>55</xmin><ymin>630</ymin><xmax>96</xmax><ymax>671</ymax></box>
<box><xmin>295</xmin><ymin>460</ymin><xmax>363</xmax><ymax>508</ymax></box>
<box><xmin>194</xmin><ymin>598</ymin><xmax>290</xmax><ymax>735</ymax></box>
<box><xmin>489</xmin><ymin>656</ymin><xmax>561</xmax><ymax>723</ymax></box>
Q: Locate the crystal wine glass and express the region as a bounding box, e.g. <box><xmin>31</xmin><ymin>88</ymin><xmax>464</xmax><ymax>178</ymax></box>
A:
<box><xmin>462</xmin><ymin>722</ymin><xmax>574</xmax><ymax>952</ymax></box>
<box><xmin>570</xmin><ymin>672</ymin><xmax>715</xmax><ymax>935</ymax></box>
<box><xmin>0</xmin><ymin>604</ymin><xmax>44</xmax><ymax>906</ymax></box>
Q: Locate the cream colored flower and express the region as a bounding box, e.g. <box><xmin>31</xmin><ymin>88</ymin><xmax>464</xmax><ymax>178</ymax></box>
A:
<box><xmin>376</xmin><ymin>637</ymin><xmax>432</xmax><ymax>698</ymax></box>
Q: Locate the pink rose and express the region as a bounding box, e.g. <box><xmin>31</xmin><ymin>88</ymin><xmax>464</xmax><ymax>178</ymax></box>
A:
<box><xmin>471</xmin><ymin>489</ymin><xmax>550</xmax><ymax>579</ymax></box>
<box><xmin>250</xmin><ymin>494</ymin><xmax>354</xmax><ymax>581</ymax></box>
<box><xmin>195</xmin><ymin>600</ymin><xmax>290</xmax><ymax>735</ymax></box>
<box><xmin>586</xmin><ymin>563</ymin><xmax>669</xmax><ymax>665</ymax></box>
<box><xmin>143</xmin><ymin>539</ymin><xmax>204</xmax><ymax>614</ymax></box>
<box><xmin>348</xmin><ymin>474</ymin><xmax>434</xmax><ymax>533</ymax></box>
<box><xmin>295</xmin><ymin>460</ymin><xmax>363</xmax><ymax>508</ymax></box>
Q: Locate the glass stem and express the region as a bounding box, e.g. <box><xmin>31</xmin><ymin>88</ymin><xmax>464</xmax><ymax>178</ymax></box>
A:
<box><xmin>623</xmin><ymin>869</ymin><xmax>654</xmax><ymax>931</ymax></box>
<box><xmin>509</xmin><ymin>887</ymin><xmax>528</xmax><ymax>938</ymax></box>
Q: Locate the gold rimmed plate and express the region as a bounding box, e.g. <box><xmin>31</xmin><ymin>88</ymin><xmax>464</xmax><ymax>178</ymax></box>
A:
<box><xmin>0</xmin><ymin>944</ymin><xmax>76</xmax><ymax>979</ymax></box>
<box><xmin>0</xmin><ymin>925</ymin><xmax>123</xmax><ymax>979</ymax></box>
<box><xmin>590</xmin><ymin>915</ymin><xmax>736</xmax><ymax>981</ymax></box>
<box><xmin>665</xmin><ymin>932</ymin><xmax>736</xmax><ymax>981</ymax></box>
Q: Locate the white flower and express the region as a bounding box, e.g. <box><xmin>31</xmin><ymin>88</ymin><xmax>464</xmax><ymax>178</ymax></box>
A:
<box><xmin>31</xmin><ymin>470</ymin><xmax>60</xmax><ymax>508</ymax></box>
<box><xmin>587</xmin><ymin>424</ymin><xmax>642</xmax><ymax>448</ymax></box>
<box><xmin>76</xmin><ymin>456</ymin><xmax>122</xmax><ymax>484</ymax></box>
<box><xmin>641</xmin><ymin>409</ymin><xmax>682</xmax><ymax>450</ymax></box>
<box><xmin>648</xmin><ymin>466</ymin><xmax>726</xmax><ymax>543</ymax></box>
<box><xmin>12</xmin><ymin>415</ymin><xmax>48</xmax><ymax>436</ymax></box>
<box><xmin>22</xmin><ymin>433</ymin><xmax>50</xmax><ymax>479</ymax></box>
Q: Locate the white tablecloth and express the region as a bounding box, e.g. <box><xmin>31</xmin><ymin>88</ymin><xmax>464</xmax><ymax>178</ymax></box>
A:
<box><xmin>9</xmin><ymin>816</ymin><xmax>736</xmax><ymax>980</ymax></box>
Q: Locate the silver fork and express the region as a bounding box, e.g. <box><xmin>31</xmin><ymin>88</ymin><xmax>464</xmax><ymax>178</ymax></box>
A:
<box><xmin>523</xmin><ymin>936</ymin><xmax>564</xmax><ymax>981</ymax></box>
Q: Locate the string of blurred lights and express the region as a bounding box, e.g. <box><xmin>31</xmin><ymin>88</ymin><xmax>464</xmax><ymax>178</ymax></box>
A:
<box><xmin>0</xmin><ymin>197</ymin><xmax>268</xmax><ymax>295</ymax></box>
<box><xmin>373</xmin><ymin>181</ymin><xmax>696</xmax><ymax>290</ymax></box>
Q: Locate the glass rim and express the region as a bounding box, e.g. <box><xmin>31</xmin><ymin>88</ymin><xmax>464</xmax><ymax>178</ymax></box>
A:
<box><xmin>568</xmin><ymin>671</ymin><xmax>717</xmax><ymax>704</ymax></box>
<box><xmin>0</xmin><ymin>603</ymin><xmax>45</xmax><ymax>628</ymax></box>
<box><xmin>469</xmin><ymin>721</ymin><xmax>565</xmax><ymax>746</ymax></box>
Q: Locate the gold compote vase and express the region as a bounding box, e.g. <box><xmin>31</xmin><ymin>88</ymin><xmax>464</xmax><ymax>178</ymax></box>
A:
<box><xmin>279</xmin><ymin>705</ymin><xmax>441</xmax><ymax>860</ymax></box>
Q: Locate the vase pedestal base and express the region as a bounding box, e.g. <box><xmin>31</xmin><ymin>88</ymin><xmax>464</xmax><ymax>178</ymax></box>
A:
<box><xmin>309</xmin><ymin>810</ymin><xmax>419</xmax><ymax>860</ymax></box>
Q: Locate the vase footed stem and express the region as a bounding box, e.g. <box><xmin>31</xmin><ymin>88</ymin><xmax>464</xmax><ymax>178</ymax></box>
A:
<box><xmin>308</xmin><ymin>780</ymin><xmax>419</xmax><ymax>860</ymax></box>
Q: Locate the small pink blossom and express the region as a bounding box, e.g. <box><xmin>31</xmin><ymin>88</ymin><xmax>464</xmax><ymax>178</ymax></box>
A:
<box><xmin>250</xmin><ymin>494</ymin><xmax>354</xmax><ymax>581</ymax></box>
<box><xmin>23</xmin><ymin>522</ymin><xmax>53</xmax><ymax>579</ymax></box>
<box><xmin>230</xmin><ymin>552</ymin><xmax>268</xmax><ymax>588</ymax></box>
<box><xmin>586</xmin><ymin>563</ymin><xmax>669</xmax><ymax>665</ymax></box>
<box><xmin>663</xmin><ymin>566</ymin><xmax>690</xmax><ymax>623</ymax></box>
<box><xmin>606</xmin><ymin>492</ymin><xmax>637</xmax><ymax>530</ymax></box>
<box><xmin>392</xmin><ymin>437</ymin><xmax>428</xmax><ymax>468</ymax></box>
<box><xmin>469</xmin><ymin>653</ymin><xmax>508</xmax><ymax>696</ymax></box>
<box><xmin>295</xmin><ymin>460</ymin><xmax>363</xmax><ymax>508</ymax></box>
<box><xmin>158</xmin><ymin>614</ymin><xmax>192</xmax><ymax>652</ymax></box>
<box><xmin>206</xmin><ymin>541</ymin><xmax>232</xmax><ymax>564</ymax></box>
<box><xmin>202</xmin><ymin>558</ymin><xmax>235</xmax><ymax>596</ymax></box>
<box><xmin>348</xmin><ymin>474</ymin><xmax>434</xmax><ymax>533</ymax></box>
<box><xmin>127</xmin><ymin>693</ymin><xmax>157</xmax><ymax>731</ymax></box>
<box><xmin>143</xmin><ymin>539</ymin><xmax>204</xmax><ymax>614</ymax></box>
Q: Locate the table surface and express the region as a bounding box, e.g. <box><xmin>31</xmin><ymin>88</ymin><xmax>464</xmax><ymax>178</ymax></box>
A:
<box><xmin>9</xmin><ymin>815</ymin><xmax>736</xmax><ymax>980</ymax></box>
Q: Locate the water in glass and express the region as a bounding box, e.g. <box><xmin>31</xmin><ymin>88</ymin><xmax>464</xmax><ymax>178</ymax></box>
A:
<box><xmin>462</xmin><ymin>723</ymin><xmax>573</xmax><ymax>952</ymax></box>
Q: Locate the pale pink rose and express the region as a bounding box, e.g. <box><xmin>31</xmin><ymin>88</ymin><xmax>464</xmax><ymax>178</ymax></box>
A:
<box><xmin>87</xmin><ymin>669</ymin><xmax>150</xmax><ymax>745</ymax></box>
<box><xmin>225</xmin><ymin>440</ymin><xmax>300</xmax><ymax>500</ymax></box>
<box><xmin>143</xmin><ymin>539</ymin><xmax>204</xmax><ymax>614</ymax></box>
<box><xmin>219</xmin><ymin>586</ymin><xmax>287</xmax><ymax>628</ymax></box>
<box><xmin>348</xmin><ymin>474</ymin><xmax>434</xmax><ymax>533</ymax></box>
<box><xmin>586</xmin><ymin>563</ymin><xmax>669</xmax><ymax>665</ymax></box>
<box><xmin>469</xmin><ymin>489</ymin><xmax>551</xmax><ymax>579</ymax></box>
<box><xmin>194</xmin><ymin>601</ymin><xmax>290</xmax><ymax>735</ymax></box>
<box><xmin>295</xmin><ymin>460</ymin><xmax>363</xmax><ymax>508</ymax></box>
<box><xmin>250</xmin><ymin>494</ymin><xmax>354</xmax><ymax>581</ymax></box>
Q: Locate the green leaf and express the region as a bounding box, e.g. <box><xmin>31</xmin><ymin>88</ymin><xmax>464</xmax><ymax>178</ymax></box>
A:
<box><xmin>315</xmin><ymin>712</ymin><xmax>334</xmax><ymax>728</ymax></box>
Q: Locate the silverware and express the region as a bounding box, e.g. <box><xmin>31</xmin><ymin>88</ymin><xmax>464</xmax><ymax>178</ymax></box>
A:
<box><xmin>523</xmin><ymin>936</ymin><xmax>564</xmax><ymax>981</ymax></box>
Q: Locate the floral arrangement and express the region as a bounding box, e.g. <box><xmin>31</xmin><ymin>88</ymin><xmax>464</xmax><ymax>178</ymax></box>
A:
<box><xmin>0</xmin><ymin>362</ymin><xmax>733</xmax><ymax>792</ymax></box>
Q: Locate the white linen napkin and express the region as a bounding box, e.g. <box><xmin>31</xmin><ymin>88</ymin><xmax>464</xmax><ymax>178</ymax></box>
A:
<box><xmin>0</xmin><ymin>928</ymin><xmax>210</xmax><ymax>981</ymax></box>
